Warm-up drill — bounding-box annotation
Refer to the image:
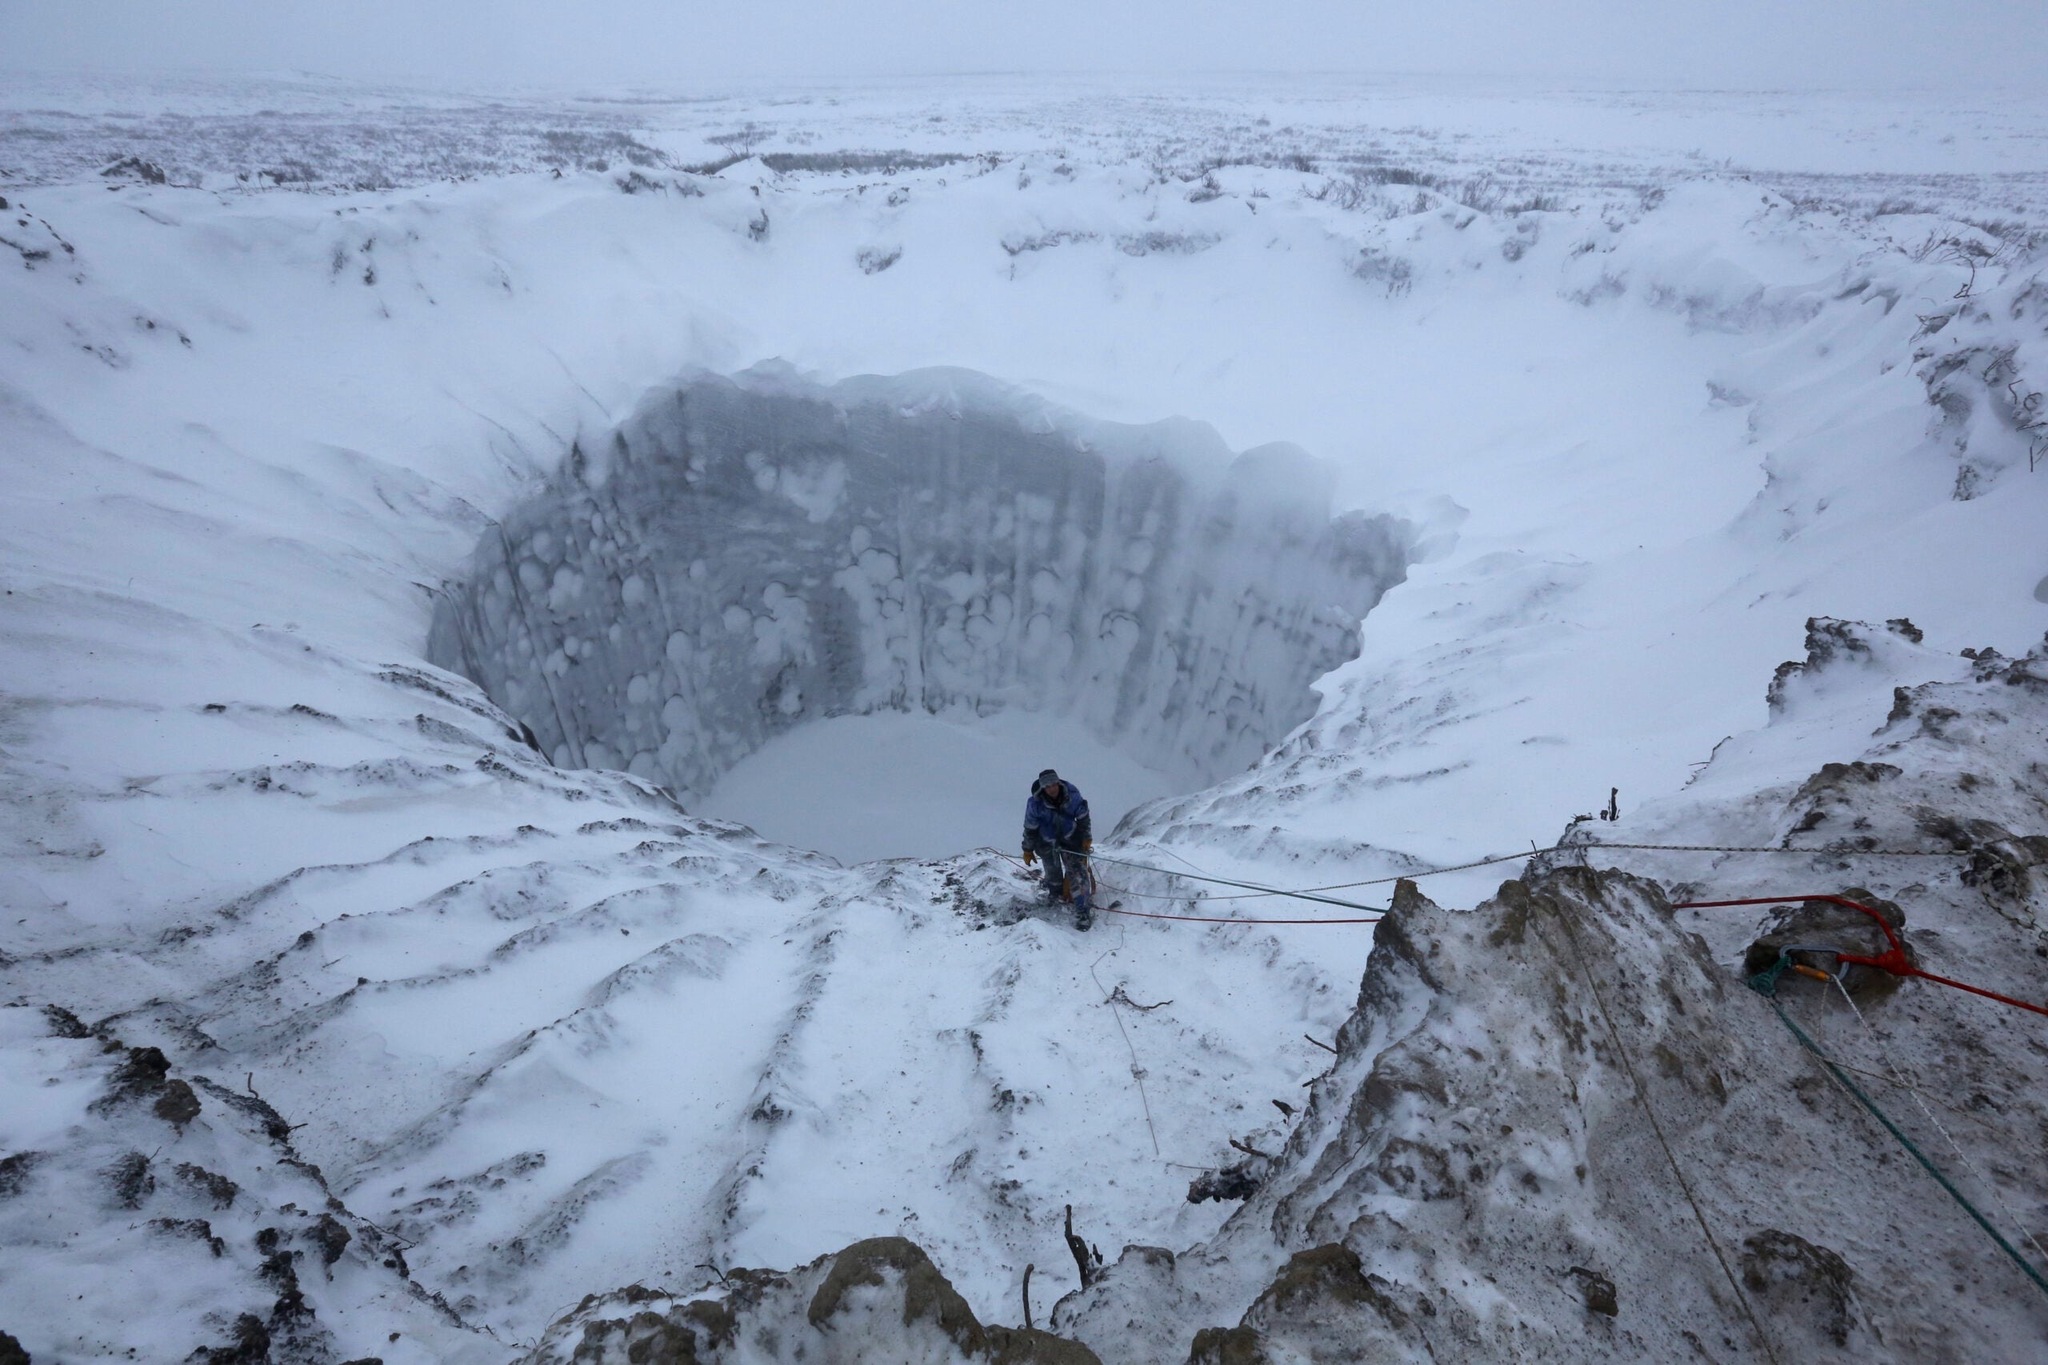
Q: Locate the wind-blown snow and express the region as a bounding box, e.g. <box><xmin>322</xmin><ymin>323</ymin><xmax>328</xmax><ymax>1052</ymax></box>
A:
<box><xmin>3</xmin><ymin>74</ymin><xmax>2046</xmax><ymax>1362</ymax></box>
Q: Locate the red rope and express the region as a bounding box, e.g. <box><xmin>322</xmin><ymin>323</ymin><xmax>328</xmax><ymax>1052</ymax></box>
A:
<box><xmin>1674</xmin><ymin>895</ymin><xmax>1908</xmax><ymax>955</ymax></box>
<box><xmin>1872</xmin><ymin>964</ymin><xmax>2048</xmax><ymax>1019</ymax></box>
<box><xmin>1675</xmin><ymin>895</ymin><xmax>2048</xmax><ymax>1021</ymax></box>
<box><xmin>1002</xmin><ymin>874</ymin><xmax>2038</xmax><ymax>1015</ymax></box>
<box><xmin>991</xmin><ymin>846</ymin><xmax>1386</xmax><ymax>925</ymax></box>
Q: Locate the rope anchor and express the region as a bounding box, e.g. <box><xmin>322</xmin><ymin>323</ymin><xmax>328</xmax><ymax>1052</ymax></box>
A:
<box><xmin>1678</xmin><ymin>895</ymin><xmax>2048</xmax><ymax>1021</ymax></box>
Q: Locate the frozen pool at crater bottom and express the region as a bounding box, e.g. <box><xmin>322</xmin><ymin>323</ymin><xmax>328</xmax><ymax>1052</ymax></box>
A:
<box><xmin>693</xmin><ymin>710</ymin><xmax>1183</xmax><ymax>864</ymax></box>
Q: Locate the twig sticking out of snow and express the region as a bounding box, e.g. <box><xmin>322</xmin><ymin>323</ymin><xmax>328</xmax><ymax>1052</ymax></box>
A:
<box><xmin>1063</xmin><ymin>1205</ymin><xmax>1104</xmax><ymax>1289</ymax></box>
<box><xmin>1106</xmin><ymin>984</ymin><xmax>1169</xmax><ymax>1011</ymax></box>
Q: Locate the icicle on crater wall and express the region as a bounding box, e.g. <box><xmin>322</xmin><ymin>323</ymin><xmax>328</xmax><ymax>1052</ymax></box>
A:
<box><xmin>429</xmin><ymin>366</ymin><xmax>1415</xmax><ymax>803</ymax></box>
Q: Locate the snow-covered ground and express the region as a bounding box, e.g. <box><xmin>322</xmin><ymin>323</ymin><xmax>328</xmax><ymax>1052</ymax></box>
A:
<box><xmin>2</xmin><ymin>74</ymin><xmax>2046</xmax><ymax>1361</ymax></box>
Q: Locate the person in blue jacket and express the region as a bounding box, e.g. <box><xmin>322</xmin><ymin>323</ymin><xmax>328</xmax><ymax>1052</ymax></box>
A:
<box><xmin>1022</xmin><ymin>768</ymin><xmax>1094</xmax><ymax>929</ymax></box>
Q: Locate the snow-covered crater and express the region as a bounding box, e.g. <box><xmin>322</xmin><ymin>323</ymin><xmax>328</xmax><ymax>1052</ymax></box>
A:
<box><xmin>429</xmin><ymin>368</ymin><xmax>1415</xmax><ymax>832</ymax></box>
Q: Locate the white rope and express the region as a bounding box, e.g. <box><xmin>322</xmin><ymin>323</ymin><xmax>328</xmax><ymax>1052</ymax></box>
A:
<box><xmin>1088</xmin><ymin>924</ymin><xmax>1160</xmax><ymax>1157</ymax></box>
<box><xmin>1831</xmin><ymin>975</ymin><xmax>2048</xmax><ymax>1273</ymax></box>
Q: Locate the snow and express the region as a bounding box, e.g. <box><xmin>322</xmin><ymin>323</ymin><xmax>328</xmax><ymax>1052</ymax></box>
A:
<box><xmin>698</xmin><ymin>709</ymin><xmax>1179</xmax><ymax>863</ymax></box>
<box><xmin>2</xmin><ymin>71</ymin><xmax>2046</xmax><ymax>1361</ymax></box>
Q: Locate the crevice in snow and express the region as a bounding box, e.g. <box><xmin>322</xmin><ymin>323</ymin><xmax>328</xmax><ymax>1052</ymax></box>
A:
<box><xmin>429</xmin><ymin>366</ymin><xmax>1416</xmax><ymax>833</ymax></box>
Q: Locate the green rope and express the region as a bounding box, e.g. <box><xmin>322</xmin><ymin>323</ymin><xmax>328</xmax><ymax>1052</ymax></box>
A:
<box><xmin>1747</xmin><ymin>960</ymin><xmax>2048</xmax><ymax>1301</ymax></box>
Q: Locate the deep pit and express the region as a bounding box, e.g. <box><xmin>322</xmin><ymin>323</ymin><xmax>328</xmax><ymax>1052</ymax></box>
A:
<box><xmin>428</xmin><ymin>367</ymin><xmax>1415</xmax><ymax>858</ymax></box>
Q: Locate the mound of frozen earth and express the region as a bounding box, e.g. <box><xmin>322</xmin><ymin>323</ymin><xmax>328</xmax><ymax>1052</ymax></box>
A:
<box><xmin>427</xmin><ymin>366</ymin><xmax>1413</xmax><ymax>812</ymax></box>
<box><xmin>538</xmin><ymin>622</ymin><xmax>2048</xmax><ymax>1363</ymax></box>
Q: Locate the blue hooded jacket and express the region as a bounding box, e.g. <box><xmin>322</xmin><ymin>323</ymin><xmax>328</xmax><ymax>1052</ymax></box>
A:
<box><xmin>1023</xmin><ymin>776</ymin><xmax>1091</xmax><ymax>851</ymax></box>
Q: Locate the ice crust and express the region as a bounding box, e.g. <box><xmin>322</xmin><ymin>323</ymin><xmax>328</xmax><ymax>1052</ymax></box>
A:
<box><xmin>429</xmin><ymin>368</ymin><xmax>1414</xmax><ymax>806</ymax></box>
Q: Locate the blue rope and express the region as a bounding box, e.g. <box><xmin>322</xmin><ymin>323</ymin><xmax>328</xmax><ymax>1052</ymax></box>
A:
<box><xmin>1748</xmin><ymin>957</ymin><xmax>2048</xmax><ymax>1301</ymax></box>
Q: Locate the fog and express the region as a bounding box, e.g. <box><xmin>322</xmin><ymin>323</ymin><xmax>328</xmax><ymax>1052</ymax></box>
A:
<box><xmin>4</xmin><ymin>0</ymin><xmax>2045</xmax><ymax>90</ymax></box>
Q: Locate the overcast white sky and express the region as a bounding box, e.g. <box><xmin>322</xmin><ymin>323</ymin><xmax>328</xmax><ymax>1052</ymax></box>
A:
<box><xmin>3</xmin><ymin>0</ymin><xmax>2045</xmax><ymax>90</ymax></box>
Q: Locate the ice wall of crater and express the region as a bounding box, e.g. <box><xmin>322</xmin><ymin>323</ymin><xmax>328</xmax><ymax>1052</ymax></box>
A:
<box><xmin>429</xmin><ymin>367</ymin><xmax>1414</xmax><ymax>806</ymax></box>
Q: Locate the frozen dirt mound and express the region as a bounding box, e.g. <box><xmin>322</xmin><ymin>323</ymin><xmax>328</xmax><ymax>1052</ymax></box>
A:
<box><xmin>427</xmin><ymin>367</ymin><xmax>1414</xmax><ymax>803</ymax></box>
<box><xmin>525</xmin><ymin>1235</ymin><xmax>1098</xmax><ymax>1365</ymax></box>
<box><xmin>1038</xmin><ymin>624</ymin><xmax>2048</xmax><ymax>1363</ymax></box>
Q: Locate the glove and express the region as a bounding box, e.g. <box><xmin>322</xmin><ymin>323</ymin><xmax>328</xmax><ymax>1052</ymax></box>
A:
<box><xmin>1082</xmin><ymin>837</ymin><xmax>1092</xmax><ymax>853</ymax></box>
<box><xmin>1022</xmin><ymin>848</ymin><xmax>1036</xmax><ymax>867</ymax></box>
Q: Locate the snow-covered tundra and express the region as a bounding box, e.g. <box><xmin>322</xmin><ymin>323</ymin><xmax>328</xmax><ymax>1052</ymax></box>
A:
<box><xmin>2</xmin><ymin>76</ymin><xmax>2045</xmax><ymax>1362</ymax></box>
